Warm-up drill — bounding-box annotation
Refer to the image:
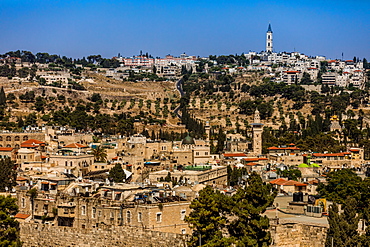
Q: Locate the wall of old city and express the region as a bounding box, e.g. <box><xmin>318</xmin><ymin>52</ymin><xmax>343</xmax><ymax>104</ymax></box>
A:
<box><xmin>20</xmin><ymin>221</ymin><xmax>328</xmax><ymax>247</ymax></box>
<box><xmin>270</xmin><ymin>221</ymin><xmax>328</xmax><ymax>247</ymax></box>
<box><xmin>20</xmin><ymin>222</ymin><xmax>188</xmax><ymax>247</ymax></box>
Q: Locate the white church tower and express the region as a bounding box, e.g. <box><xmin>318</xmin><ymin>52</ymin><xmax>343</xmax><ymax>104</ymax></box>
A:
<box><xmin>266</xmin><ymin>23</ymin><xmax>273</xmax><ymax>53</ymax></box>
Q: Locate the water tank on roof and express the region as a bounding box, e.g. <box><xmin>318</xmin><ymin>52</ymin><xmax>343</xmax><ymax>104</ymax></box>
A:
<box><xmin>293</xmin><ymin>192</ymin><xmax>303</xmax><ymax>202</ymax></box>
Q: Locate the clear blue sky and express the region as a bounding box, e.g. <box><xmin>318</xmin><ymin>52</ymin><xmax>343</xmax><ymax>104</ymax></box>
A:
<box><xmin>0</xmin><ymin>0</ymin><xmax>369</xmax><ymax>60</ymax></box>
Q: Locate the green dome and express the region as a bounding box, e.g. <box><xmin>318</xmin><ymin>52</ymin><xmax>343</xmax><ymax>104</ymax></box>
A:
<box><xmin>298</xmin><ymin>163</ymin><xmax>309</xmax><ymax>167</ymax></box>
<box><xmin>182</xmin><ymin>134</ymin><xmax>195</xmax><ymax>145</ymax></box>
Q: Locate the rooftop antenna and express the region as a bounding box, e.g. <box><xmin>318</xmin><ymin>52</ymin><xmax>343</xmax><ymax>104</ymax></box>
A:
<box><xmin>342</xmin><ymin>52</ymin><xmax>344</xmax><ymax>61</ymax></box>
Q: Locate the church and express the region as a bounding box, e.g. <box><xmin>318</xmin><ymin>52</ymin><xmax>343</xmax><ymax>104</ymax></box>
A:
<box><xmin>266</xmin><ymin>23</ymin><xmax>273</xmax><ymax>53</ymax></box>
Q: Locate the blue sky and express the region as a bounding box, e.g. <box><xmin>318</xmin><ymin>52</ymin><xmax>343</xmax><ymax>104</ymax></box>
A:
<box><xmin>0</xmin><ymin>0</ymin><xmax>369</xmax><ymax>59</ymax></box>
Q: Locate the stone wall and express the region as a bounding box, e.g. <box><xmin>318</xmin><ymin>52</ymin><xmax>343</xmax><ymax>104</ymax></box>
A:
<box><xmin>20</xmin><ymin>223</ymin><xmax>188</xmax><ymax>247</ymax></box>
<box><xmin>20</xmin><ymin>221</ymin><xmax>328</xmax><ymax>247</ymax></box>
<box><xmin>270</xmin><ymin>220</ymin><xmax>328</xmax><ymax>247</ymax></box>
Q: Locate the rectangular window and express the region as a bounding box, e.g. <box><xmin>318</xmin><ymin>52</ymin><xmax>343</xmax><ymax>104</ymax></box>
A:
<box><xmin>138</xmin><ymin>212</ymin><xmax>142</xmax><ymax>222</ymax></box>
<box><xmin>180</xmin><ymin>210</ymin><xmax>186</xmax><ymax>220</ymax></box>
<box><xmin>156</xmin><ymin>213</ymin><xmax>162</xmax><ymax>223</ymax></box>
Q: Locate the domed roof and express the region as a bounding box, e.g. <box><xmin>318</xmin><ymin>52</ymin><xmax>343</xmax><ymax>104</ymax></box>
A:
<box><xmin>182</xmin><ymin>134</ymin><xmax>195</xmax><ymax>145</ymax></box>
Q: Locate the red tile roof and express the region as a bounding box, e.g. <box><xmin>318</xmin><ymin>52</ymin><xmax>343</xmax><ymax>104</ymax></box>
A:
<box><xmin>285</xmin><ymin>71</ymin><xmax>301</xmax><ymax>74</ymax></box>
<box><xmin>267</xmin><ymin>146</ymin><xmax>300</xmax><ymax>150</ymax></box>
<box><xmin>21</xmin><ymin>139</ymin><xmax>45</xmax><ymax>148</ymax></box>
<box><xmin>304</xmin><ymin>152</ymin><xmax>349</xmax><ymax>157</ymax></box>
<box><xmin>223</xmin><ymin>153</ymin><xmax>247</xmax><ymax>157</ymax></box>
<box><xmin>246</xmin><ymin>162</ymin><xmax>258</xmax><ymax>166</ymax></box>
<box><xmin>243</xmin><ymin>157</ymin><xmax>268</xmax><ymax>162</ymax></box>
<box><xmin>64</xmin><ymin>143</ymin><xmax>87</xmax><ymax>148</ymax></box>
<box><xmin>0</xmin><ymin>147</ymin><xmax>13</xmax><ymax>151</ymax></box>
<box><xmin>270</xmin><ymin>178</ymin><xmax>287</xmax><ymax>185</ymax></box>
<box><xmin>270</xmin><ymin>178</ymin><xmax>306</xmax><ymax>186</ymax></box>
<box><xmin>243</xmin><ymin>157</ymin><xmax>259</xmax><ymax>162</ymax></box>
<box><xmin>14</xmin><ymin>213</ymin><xmax>31</xmax><ymax>219</ymax></box>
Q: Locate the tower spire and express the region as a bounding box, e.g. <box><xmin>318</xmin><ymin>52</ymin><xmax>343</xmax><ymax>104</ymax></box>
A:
<box><xmin>267</xmin><ymin>23</ymin><xmax>272</xmax><ymax>32</ymax></box>
<box><xmin>266</xmin><ymin>23</ymin><xmax>273</xmax><ymax>53</ymax></box>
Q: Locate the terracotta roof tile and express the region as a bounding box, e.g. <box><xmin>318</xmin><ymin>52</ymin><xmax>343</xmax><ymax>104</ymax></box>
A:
<box><xmin>14</xmin><ymin>213</ymin><xmax>31</xmax><ymax>219</ymax></box>
<box><xmin>64</xmin><ymin>143</ymin><xmax>87</xmax><ymax>148</ymax></box>
<box><xmin>223</xmin><ymin>153</ymin><xmax>247</xmax><ymax>157</ymax></box>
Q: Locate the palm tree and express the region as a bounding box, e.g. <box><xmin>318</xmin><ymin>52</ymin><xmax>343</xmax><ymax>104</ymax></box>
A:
<box><xmin>92</xmin><ymin>146</ymin><xmax>107</xmax><ymax>162</ymax></box>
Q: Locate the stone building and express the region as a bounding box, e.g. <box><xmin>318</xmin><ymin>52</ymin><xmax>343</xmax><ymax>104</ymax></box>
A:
<box><xmin>148</xmin><ymin>165</ymin><xmax>227</xmax><ymax>186</ymax></box>
<box><xmin>0</xmin><ymin>132</ymin><xmax>45</xmax><ymax>149</ymax></box>
<box><xmin>16</xmin><ymin>182</ymin><xmax>191</xmax><ymax>235</ymax></box>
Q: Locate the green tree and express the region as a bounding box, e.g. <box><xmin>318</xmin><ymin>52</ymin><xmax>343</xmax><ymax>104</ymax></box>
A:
<box><xmin>0</xmin><ymin>158</ymin><xmax>17</xmax><ymax>192</ymax></box>
<box><xmin>325</xmin><ymin>198</ymin><xmax>360</xmax><ymax>247</ymax></box>
<box><xmin>0</xmin><ymin>196</ymin><xmax>21</xmax><ymax>247</ymax></box>
<box><xmin>109</xmin><ymin>164</ymin><xmax>126</xmax><ymax>183</ymax></box>
<box><xmin>216</xmin><ymin>128</ymin><xmax>226</xmax><ymax>153</ymax></box>
<box><xmin>317</xmin><ymin>169</ymin><xmax>362</xmax><ymax>204</ymax></box>
<box><xmin>185</xmin><ymin>186</ymin><xmax>232</xmax><ymax>247</ymax></box>
<box><xmin>186</xmin><ymin>173</ymin><xmax>276</xmax><ymax>246</ymax></box>
<box><xmin>228</xmin><ymin>172</ymin><xmax>276</xmax><ymax>246</ymax></box>
<box><xmin>164</xmin><ymin>172</ymin><xmax>172</xmax><ymax>182</ymax></box>
<box><xmin>0</xmin><ymin>87</ymin><xmax>6</xmax><ymax>107</ymax></box>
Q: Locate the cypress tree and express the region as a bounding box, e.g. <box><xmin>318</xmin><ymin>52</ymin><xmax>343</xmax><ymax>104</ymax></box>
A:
<box><xmin>0</xmin><ymin>87</ymin><xmax>6</xmax><ymax>107</ymax></box>
<box><xmin>109</xmin><ymin>164</ymin><xmax>126</xmax><ymax>183</ymax></box>
<box><xmin>0</xmin><ymin>158</ymin><xmax>17</xmax><ymax>192</ymax></box>
<box><xmin>326</xmin><ymin>198</ymin><xmax>360</xmax><ymax>247</ymax></box>
<box><xmin>228</xmin><ymin>172</ymin><xmax>276</xmax><ymax>246</ymax></box>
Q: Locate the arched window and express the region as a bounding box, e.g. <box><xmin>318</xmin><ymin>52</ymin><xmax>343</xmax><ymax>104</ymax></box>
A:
<box><xmin>81</xmin><ymin>206</ymin><xmax>86</xmax><ymax>215</ymax></box>
<box><xmin>6</xmin><ymin>136</ymin><xmax>11</xmax><ymax>141</ymax></box>
<box><xmin>23</xmin><ymin>136</ymin><xmax>28</xmax><ymax>141</ymax></box>
<box><xmin>0</xmin><ymin>136</ymin><xmax>3</xmax><ymax>141</ymax></box>
<box><xmin>92</xmin><ymin>207</ymin><xmax>96</xmax><ymax>218</ymax></box>
<box><xmin>6</xmin><ymin>144</ymin><xmax>11</xmax><ymax>147</ymax></box>
<box><xmin>15</xmin><ymin>136</ymin><xmax>20</xmax><ymax>141</ymax></box>
<box><xmin>15</xmin><ymin>144</ymin><xmax>19</xmax><ymax>149</ymax></box>
<box><xmin>126</xmin><ymin>211</ymin><xmax>131</xmax><ymax>224</ymax></box>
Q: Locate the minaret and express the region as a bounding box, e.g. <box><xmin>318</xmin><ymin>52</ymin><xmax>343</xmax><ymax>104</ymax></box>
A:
<box><xmin>252</xmin><ymin>109</ymin><xmax>263</xmax><ymax>155</ymax></box>
<box><xmin>205</xmin><ymin>121</ymin><xmax>211</xmax><ymax>142</ymax></box>
<box><xmin>266</xmin><ymin>23</ymin><xmax>273</xmax><ymax>53</ymax></box>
